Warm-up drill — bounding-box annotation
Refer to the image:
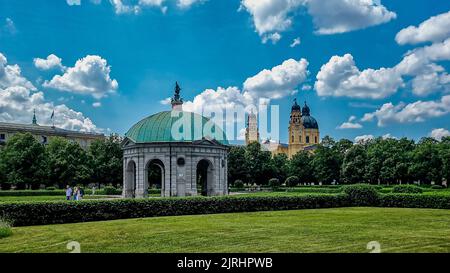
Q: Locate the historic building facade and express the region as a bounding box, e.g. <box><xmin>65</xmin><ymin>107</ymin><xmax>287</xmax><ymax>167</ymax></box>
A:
<box><xmin>0</xmin><ymin>111</ymin><xmax>104</xmax><ymax>149</ymax></box>
<box><xmin>121</xmin><ymin>83</ymin><xmax>229</xmax><ymax>198</ymax></box>
<box><xmin>260</xmin><ymin>99</ymin><xmax>320</xmax><ymax>158</ymax></box>
<box><xmin>245</xmin><ymin>110</ymin><xmax>259</xmax><ymax>145</ymax></box>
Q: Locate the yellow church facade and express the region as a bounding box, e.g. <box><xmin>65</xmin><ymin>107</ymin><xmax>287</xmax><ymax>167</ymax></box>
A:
<box><xmin>246</xmin><ymin>99</ymin><xmax>320</xmax><ymax>158</ymax></box>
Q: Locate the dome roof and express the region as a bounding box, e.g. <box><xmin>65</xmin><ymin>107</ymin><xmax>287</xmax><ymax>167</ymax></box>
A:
<box><xmin>125</xmin><ymin>111</ymin><xmax>229</xmax><ymax>145</ymax></box>
<box><xmin>292</xmin><ymin>99</ymin><xmax>301</xmax><ymax>111</ymax></box>
<box><xmin>301</xmin><ymin>115</ymin><xmax>319</xmax><ymax>129</ymax></box>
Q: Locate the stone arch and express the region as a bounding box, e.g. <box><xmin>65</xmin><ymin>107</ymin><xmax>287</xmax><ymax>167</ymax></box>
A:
<box><xmin>196</xmin><ymin>158</ymin><xmax>214</xmax><ymax>196</ymax></box>
<box><xmin>125</xmin><ymin>160</ymin><xmax>137</xmax><ymax>198</ymax></box>
<box><xmin>145</xmin><ymin>158</ymin><xmax>165</xmax><ymax>197</ymax></box>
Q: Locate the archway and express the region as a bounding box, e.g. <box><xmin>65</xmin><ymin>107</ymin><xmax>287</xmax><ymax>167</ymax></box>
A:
<box><xmin>145</xmin><ymin>159</ymin><xmax>165</xmax><ymax>197</ymax></box>
<box><xmin>126</xmin><ymin>160</ymin><xmax>137</xmax><ymax>198</ymax></box>
<box><xmin>196</xmin><ymin>159</ymin><xmax>213</xmax><ymax>196</ymax></box>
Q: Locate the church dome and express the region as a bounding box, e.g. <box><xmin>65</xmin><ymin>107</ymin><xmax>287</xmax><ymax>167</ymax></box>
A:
<box><xmin>125</xmin><ymin>111</ymin><xmax>229</xmax><ymax>145</ymax></box>
<box><xmin>301</xmin><ymin>115</ymin><xmax>319</xmax><ymax>129</ymax></box>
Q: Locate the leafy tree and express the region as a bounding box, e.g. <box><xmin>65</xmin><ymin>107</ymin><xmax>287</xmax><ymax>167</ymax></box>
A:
<box><xmin>409</xmin><ymin>137</ymin><xmax>442</xmax><ymax>184</ymax></box>
<box><xmin>244</xmin><ymin>142</ymin><xmax>275</xmax><ymax>185</ymax></box>
<box><xmin>311</xmin><ymin>136</ymin><xmax>340</xmax><ymax>184</ymax></box>
<box><xmin>88</xmin><ymin>134</ymin><xmax>123</xmax><ymax>187</ymax></box>
<box><xmin>227</xmin><ymin>146</ymin><xmax>247</xmax><ymax>185</ymax></box>
<box><xmin>289</xmin><ymin>151</ymin><xmax>313</xmax><ymax>184</ymax></box>
<box><xmin>47</xmin><ymin>137</ymin><xmax>92</xmax><ymax>187</ymax></box>
<box><xmin>0</xmin><ymin>133</ymin><xmax>46</xmax><ymax>189</ymax></box>
<box><xmin>440</xmin><ymin>137</ymin><xmax>450</xmax><ymax>185</ymax></box>
<box><xmin>271</xmin><ymin>153</ymin><xmax>289</xmax><ymax>184</ymax></box>
<box><xmin>341</xmin><ymin>144</ymin><xmax>367</xmax><ymax>184</ymax></box>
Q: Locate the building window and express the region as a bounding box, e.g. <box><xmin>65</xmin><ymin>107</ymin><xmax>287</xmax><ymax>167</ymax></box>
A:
<box><xmin>300</xmin><ymin>136</ymin><xmax>302</xmax><ymax>143</ymax></box>
<box><xmin>0</xmin><ymin>134</ymin><xmax>5</xmax><ymax>140</ymax></box>
<box><xmin>306</xmin><ymin>136</ymin><xmax>310</xmax><ymax>143</ymax></box>
<box><xmin>291</xmin><ymin>135</ymin><xmax>294</xmax><ymax>142</ymax></box>
<box><xmin>177</xmin><ymin>157</ymin><xmax>185</xmax><ymax>166</ymax></box>
<box><xmin>41</xmin><ymin>136</ymin><xmax>48</xmax><ymax>144</ymax></box>
<box><xmin>315</xmin><ymin>136</ymin><xmax>318</xmax><ymax>143</ymax></box>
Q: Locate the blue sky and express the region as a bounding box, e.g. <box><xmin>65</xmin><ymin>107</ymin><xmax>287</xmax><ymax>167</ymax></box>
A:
<box><xmin>0</xmin><ymin>0</ymin><xmax>450</xmax><ymax>143</ymax></box>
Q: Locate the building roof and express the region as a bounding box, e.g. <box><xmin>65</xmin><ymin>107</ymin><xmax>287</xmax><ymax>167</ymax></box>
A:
<box><xmin>301</xmin><ymin>115</ymin><xmax>319</xmax><ymax>129</ymax></box>
<box><xmin>125</xmin><ymin>111</ymin><xmax>229</xmax><ymax>145</ymax></box>
<box><xmin>0</xmin><ymin>122</ymin><xmax>104</xmax><ymax>138</ymax></box>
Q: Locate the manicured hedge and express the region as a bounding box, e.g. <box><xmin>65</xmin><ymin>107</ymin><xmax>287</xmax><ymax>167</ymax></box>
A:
<box><xmin>379</xmin><ymin>194</ymin><xmax>450</xmax><ymax>209</ymax></box>
<box><xmin>0</xmin><ymin>188</ymin><xmax>123</xmax><ymax>197</ymax></box>
<box><xmin>0</xmin><ymin>194</ymin><xmax>350</xmax><ymax>227</ymax></box>
<box><xmin>392</xmin><ymin>185</ymin><xmax>423</xmax><ymax>194</ymax></box>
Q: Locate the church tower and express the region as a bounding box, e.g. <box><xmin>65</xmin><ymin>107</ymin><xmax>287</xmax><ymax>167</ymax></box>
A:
<box><xmin>245</xmin><ymin>110</ymin><xmax>259</xmax><ymax>144</ymax></box>
<box><xmin>288</xmin><ymin>99</ymin><xmax>303</xmax><ymax>158</ymax></box>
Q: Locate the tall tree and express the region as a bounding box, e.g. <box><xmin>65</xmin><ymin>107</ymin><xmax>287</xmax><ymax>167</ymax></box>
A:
<box><xmin>311</xmin><ymin>136</ymin><xmax>341</xmax><ymax>184</ymax></box>
<box><xmin>0</xmin><ymin>133</ymin><xmax>47</xmax><ymax>189</ymax></box>
<box><xmin>409</xmin><ymin>137</ymin><xmax>442</xmax><ymax>184</ymax></box>
<box><xmin>47</xmin><ymin>137</ymin><xmax>92</xmax><ymax>187</ymax></box>
<box><xmin>227</xmin><ymin>146</ymin><xmax>248</xmax><ymax>185</ymax></box>
<box><xmin>244</xmin><ymin>142</ymin><xmax>274</xmax><ymax>185</ymax></box>
<box><xmin>341</xmin><ymin>144</ymin><xmax>367</xmax><ymax>184</ymax></box>
<box><xmin>289</xmin><ymin>151</ymin><xmax>314</xmax><ymax>184</ymax></box>
<box><xmin>88</xmin><ymin>134</ymin><xmax>123</xmax><ymax>187</ymax></box>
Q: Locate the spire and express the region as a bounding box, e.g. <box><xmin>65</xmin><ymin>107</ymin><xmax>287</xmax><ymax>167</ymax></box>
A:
<box><xmin>171</xmin><ymin>82</ymin><xmax>183</xmax><ymax>110</ymax></box>
<box><xmin>291</xmin><ymin>98</ymin><xmax>301</xmax><ymax>112</ymax></box>
<box><xmin>302</xmin><ymin>101</ymin><xmax>311</xmax><ymax>116</ymax></box>
<box><xmin>32</xmin><ymin>109</ymin><xmax>38</xmax><ymax>125</ymax></box>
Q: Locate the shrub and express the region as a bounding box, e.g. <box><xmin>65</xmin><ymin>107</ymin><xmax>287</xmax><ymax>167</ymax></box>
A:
<box><xmin>268</xmin><ymin>178</ymin><xmax>280</xmax><ymax>189</ymax></box>
<box><xmin>0</xmin><ymin>219</ymin><xmax>12</xmax><ymax>238</ymax></box>
<box><xmin>392</xmin><ymin>185</ymin><xmax>423</xmax><ymax>194</ymax></box>
<box><xmin>0</xmin><ymin>190</ymin><xmax>65</xmax><ymax>197</ymax></box>
<box><xmin>342</xmin><ymin>184</ymin><xmax>379</xmax><ymax>206</ymax></box>
<box><xmin>431</xmin><ymin>185</ymin><xmax>444</xmax><ymax>189</ymax></box>
<box><xmin>46</xmin><ymin>187</ymin><xmax>56</xmax><ymax>191</ymax></box>
<box><xmin>0</xmin><ymin>183</ymin><xmax>12</xmax><ymax>190</ymax></box>
<box><xmin>234</xmin><ymin>180</ymin><xmax>244</xmax><ymax>189</ymax></box>
<box><xmin>285</xmin><ymin>176</ymin><xmax>299</xmax><ymax>187</ymax></box>
<box><xmin>102</xmin><ymin>186</ymin><xmax>120</xmax><ymax>195</ymax></box>
<box><xmin>0</xmin><ymin>194</ymin><xmax>351</xmax><ymax>226</ymax></box>
<box><xmin>379</xmin><ymin>194</ymin><xmax>450</xmax><ymax>209</ymax></box>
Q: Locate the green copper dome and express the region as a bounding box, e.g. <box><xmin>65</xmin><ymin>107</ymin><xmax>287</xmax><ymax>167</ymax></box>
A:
<box><xmin>125</xmin><ymin>111</ymin><xmax>229</xmax><ymax>145</ymax></box>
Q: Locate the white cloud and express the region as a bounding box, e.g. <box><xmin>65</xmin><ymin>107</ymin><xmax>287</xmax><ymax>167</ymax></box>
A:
<box><xmin>67</xmin><ymin>0</ymin><xmax>81</xmax><ymax>5</ymax></box>
<box><xmin>430</xmin><ymin>128</ymin><xmax>450</xmax><ymax>141</ymax></box>
<box><xmin>2</xmin><ymin>18</ymin><xmax>16</xmax><ymax>35</ymax></box>
<box><xmin>243</xmin><ymin>58</ymin><xmax>309</xmax><ymax>100</ymax></box>
<box><xmin>290</xmin><ymin>37</ymin><xmax>301</xmax><ymax>48</ymax></box>
<box><xmin>0</xmin><ymin>52</ymin><xmax>99</xmax><ymax>132</ymax></box>
<box><xmin>177</xmin><ymin>0</ymin><xmax>205</xmax><ymax>9</ymax></box>
<box><xmin>92</xmin><ymin>102</ymin><xmax>102</xmax><ymax>108</ymax></box>
<box><xmin>396</xmin><ymin>11</ymin><xmax>450</xmax><ymax>45</ymax></box>
<box><xmin>33</xmin><ymin>54</ymin><xmax>65</xmax><ymax>71</ymax></box>
<box><xmin>262</xmin><ymin>32</ymin><xmax>282</xmax><ymax>44</ymax></box>
<box><xmin>362</xmin><ymin>95</ymin><xmax>450</xmax><ymax>127</ymax></box>
<box><xmin>338</xmin><ymin>115</ymin><xmax>362</xmax><ymax>129</ymax></box>
<box><xmin>0</xmin><ymin>53</ymin><xmax>35</xmax><ymax>90</ymax></box>
<box><xmin>240</xmin><ymin>0</ymin><xmax>396</xmax><ymax>42</ymax></box>
<box><xmin>354</xmin><ymin>134</ymin><xmax>374</xmax><ymax>143</ymax></box>
<box><xmin>43</xmin><ymin>55</ymin><xmax>118</xmax><ymax>99</ymax></box>
<box><xmin>307</xmin><ymin>0</ymin><xmax>396</xmax><ymax>35</ymax></box>
<box><xmin>315</xmin><ymin>54</ymin><xmax>403</xmax><ymax>99</ymax></box>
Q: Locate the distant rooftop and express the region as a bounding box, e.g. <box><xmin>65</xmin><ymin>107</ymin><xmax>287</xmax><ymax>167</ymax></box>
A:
<box><xmin>0</xmin><ymin>121</ymin><xmax>104</xmax><ymax>138</ymax></box>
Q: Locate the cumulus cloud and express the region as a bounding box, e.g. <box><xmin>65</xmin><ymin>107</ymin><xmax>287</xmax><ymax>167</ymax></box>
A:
<box><xmin>354</xmin><ymin>134</ymin><xmax>374</xmax><ymax>143</ymax></box>
<box><xmin>315</xmin><ymin>54</ymin><xmax>403</xmax><ymax>99</ymax></box>
<box><xmin>33</xmin><ymin>54</ymin><xmax>65</xmax><ymax>71</ymax></box>
<box><xmin>2</xmin><ymin>18</ymin><xmax>16</xmax><ymax>35</ymax></box>
<box><xmin>316</xmin><ymin>36</ymin><xmax>450</xmax><ymax>99</ymax></box>
<box><xmin>240</xmin><ymin>0</ymin><xmax>396</xmax><ymax>42</ymax></box>
<box><xmin>429</xmin><ymin>128</ymin><xmax>450</xmax><ymax>141</ymax></box>
<box><xmin>0</xmin><ymin>52</ymin><xmax>99</xmax><ymax>132</ymax></box>
<box><xmin>362</xmin><ymin>95</ymin><xmax>450</xmax><ymax>127</ymax></box>
<box><xmin>43</xmin><ymin>55</ymin><xmax>118</xmax><ymax>99</ymax></box>
<box><xmin>0</xmin><ymin>53</ymin><xmax>35</xmax><ymax>90</ymax></box>
<box><xmin>396</xmin><ymin>11</ymin><xmax>450</xmax><ymax>45</ymax></box>
<box><xmin>66</xmin><ymin>0</ymin><xmax>81</xmax><ymax>5</ymax></box>
<box><xmin>177</xmin><ymin>0</ymin><xmax>205</xmax><ymax>9</ymax></box>
<box><xmin>243</xmin><ymin>58</ymin><xmax>309</xmax><ymax>100</ymax></box>
<box><xmin>92</xmin><ymin>101</ymin><xmax>102</xmax><ymax>108</ymax></box>
<box><xmin>338</xmin><ymin>115</ymin><xmax>362</xmax><ymax>129</ymax></box>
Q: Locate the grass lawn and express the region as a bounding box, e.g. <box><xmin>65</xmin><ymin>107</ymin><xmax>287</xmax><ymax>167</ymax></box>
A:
<box><xmin>1</xmin><ymin>207</ymin><xmax>450</xmax><ymax>253</ymax></box>
<box><xmin>0</xmin><ymin>195</ymin><xmax>118</xmax><ymax>203</ymax></box>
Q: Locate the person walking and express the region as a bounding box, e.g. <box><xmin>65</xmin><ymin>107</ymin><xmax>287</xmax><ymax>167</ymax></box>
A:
<box><xmin>78</xmin><ymin>187</ymin><xmax>84</xmax><ymax>201</ymax></box>
<box><xmin>73</xmin><ymin>186</ymin><xmax>78</xmax><ymax>201</ymax></box>
<box><xmin>65</xmin><ymin>185</ymin><xmax>73</xmax><ymax>201</ymax></box>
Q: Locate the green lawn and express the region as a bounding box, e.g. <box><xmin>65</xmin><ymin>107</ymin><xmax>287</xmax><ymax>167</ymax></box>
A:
<box><xmin>1</xmin><ymin>207</ymin><xmax>450</xmax><ymax>253</ymax></box>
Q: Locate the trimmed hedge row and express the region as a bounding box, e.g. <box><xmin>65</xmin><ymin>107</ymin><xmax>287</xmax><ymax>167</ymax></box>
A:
<box><xmin>0</xmin><ymin>194</ymin><xmax>350</xmax><ymax>227</ymax></box>
<box><xmin>0</xmin><ymin>188</ymin><xmax>123</xmax><ymax>197</ymax></box>
<box><xmin>379</xmin><ymin>194</ymin><xmax>450</xmax><ymax>209</ymax></box>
